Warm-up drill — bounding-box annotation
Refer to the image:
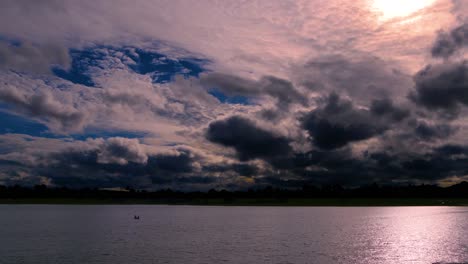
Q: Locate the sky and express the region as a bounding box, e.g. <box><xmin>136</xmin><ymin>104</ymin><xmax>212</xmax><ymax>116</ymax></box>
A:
<box><xmin>0</xmin><ymin>0</ymin><xmax>467</xmax><ymax>190</ymax></box>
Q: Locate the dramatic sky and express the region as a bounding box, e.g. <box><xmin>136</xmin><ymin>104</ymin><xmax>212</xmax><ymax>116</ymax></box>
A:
<box><xmin>0</xmin><ymin>0</ymin><xmax>467</xmax><ymax>190</ymax></box>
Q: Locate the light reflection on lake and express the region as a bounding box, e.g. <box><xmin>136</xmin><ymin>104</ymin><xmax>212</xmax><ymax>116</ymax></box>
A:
<box><xmin>0</xmin><ymin>205</ymin><xmax>467</xmax><ymax>264</ymax></box>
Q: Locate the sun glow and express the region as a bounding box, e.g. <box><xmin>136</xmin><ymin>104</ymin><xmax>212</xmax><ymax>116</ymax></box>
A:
<box><xmin>372</xmin><ymin>0</ymin><xmax>436</xmax><ymax>20</ymax></box>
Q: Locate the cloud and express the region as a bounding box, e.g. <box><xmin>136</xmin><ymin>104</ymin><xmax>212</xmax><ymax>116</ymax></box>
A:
<box><xmin>431</xmin><ymin>22</ymin><xmax>468</xmax><ymax>58</ymax></box>
<box><xmin>259</xmin><ymin>140</ymin><xmax>468</xmax><ymax>187</ymax></box>
<box><xmin>203</xmin><ymin>162</ymin><xmax>259</xmax><ymax>177</ymax></box>
<box><xmin>301</xmin><ymin>93</ymin><xmax>391</xmax><ymax>150</ymax></box>
<box><xmin>413</xmin><ymin>121</ymin><xmax>456</xmax><ymax>140</ymax></box>
<box><xmin>206</xmin><ymin>115</ymin><xmax>292</xmax><ymax>161</ymax></box>
<box><xmin>0</xmin><ymin>134</ymin><xmax>195</xmax><ymax>188</ymax></box>
<box><xmin>2</xmin><ymin>0</ymin><xmax>439</xmax><ymax>77</ymax></box>
<box><xmin>149</xmin><ymin>151</ymin><xmax>193</xmax><ymax>174</ymax></box>
<box><xmin>293</xmin><ymin>54</ymin><xmax>413</xmax><ymax>102</ymax></box>
<box><xmin>46</xmin><ymin>148</ymin><xmax>200</xmax><ymax>189</ymax></box>
<box><xmin>397</xmin><ymin>145</ymin><xmax>468</xmax><ymax>182</ymax></box>
<box><xmin>370</xmin><ymin>98</ymin><xmax>410</xmax><ymax>122</ymax></box>
<box><xmin>0</xmin><ymin>40</ymin><xmax>70</xmax><ymax>74</ymax></box>
<box><xmin>410</xmin><ymin>61</ymin><xmax>468</xmax><ymax>114</ymax></box>
<box><xmin>2</xmin><ymin>0</ymin><xmax>468</xmax><ymax>190</ymax></box>
<box><xmin>452</xmin><ymin>0</ymin><xmax>468</xmax><ymax>22</ymax></box>
<box><xmin>200</xmin><ymin>73</ymin><xmax>307</xmax><ymax>108</ymax></box>
<box><xmin>96</xmin><ymin>137</ymin><xmax>148</xmax><ymax>165</ymax></box>
<box><xmin>0</xmin><ymin>134</ymin><xmax>258</xmax><ymax>189</ymax></box>
<box><xmin>0</xmin><ymin>85</ymin><xmax>86</xmax><ymax>133</ymax></box>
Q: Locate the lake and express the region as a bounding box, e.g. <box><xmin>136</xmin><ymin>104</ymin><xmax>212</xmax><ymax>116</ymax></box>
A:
<box><xmin>0</xmin><ymin>205</ymin><xmax>467</xmax><ymax>264</ymax></box>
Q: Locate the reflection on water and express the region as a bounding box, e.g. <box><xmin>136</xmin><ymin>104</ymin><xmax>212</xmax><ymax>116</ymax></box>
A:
<box><xmin>0</xmin><ymin>205</ymin><xmax>467</xmax><ymax>264</ymax></box>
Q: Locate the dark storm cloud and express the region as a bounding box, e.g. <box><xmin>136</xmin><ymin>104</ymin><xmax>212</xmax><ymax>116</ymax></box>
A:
<box><xmin>206</xmin><ymin>115</ymin><xmax>292</xmax><ymax>161</ymax></box>
<box><xmin>260</xmin><ymin>141</ymin><xmax>468</xmax><ymax>187</ymax></box>
<box><xmin>97</xmin><ymin>137</ymin><xmax>148</xmax><ymax>165</ymax></box>
<box><xmin>0</xmin><ymin>86</ymin><xmax>85</xmax><ymax>132</ymax></box>
<box><xmin>260</xmin><ymin>148</ymin><xmax>388</xmax><ymax>187</ymax></box>
<box><xmin>40</xmin><ymin>149</ymin><xmax>122</xmax><ymax>188</ymax></box>
<box><xmin>230</xmin><ymin>163</ymin><xmax>258</xmax><ymax>177</ymax></box>
<box><xmin>431</xmin><ymin>23</ymin><xmax>468</xmax><ymax>58</ymax></box>
<box><xmin>302</xmin><ymin>93</ymin><xmax>395</xmax><ymax>150</ymax></box>
<box><xmin>146</xmin><ymin>152</ymin><xmax>220</xmax><ymax>188</ymax></box>
<box><xmin>370</xmin><ymin>98</ymin><xmax>410</xmax><ymax>122</ymax></box>
<box><xmin>40</xmin><ymin>145</ymin><xmax>198</xmax><ymax>188</ymax></box>
<box><xmin>0</xmin><ymin>136</ymin><xmax>206</xmax><ymax>188</ymax></box>
<box><xmin>19</xmin><ymin>140</ymin><xmax>246</xmax><ymax>189</ymax></box>
<box><xmin>413</xmin><ymin>121</ymin><xmax>455</xmax><ymax>140</ymax></box>
<box><xmin>148</xmin><ymin>152</ymin><xmax>193</xmax><ymax>173</ymax></box>
<box><xmin>200</xmin><ymin>73</ymin><xmax>307</xmax><ymax>108</ymax></box>
<box><xmin>203</xmin><ymin>163</ymin><xmax>259</xmax><ymax>177</ymax></box>
<box><xmin>258</xmin><ymin>108</ymin><xmax>283</xmax><ymax>121</ymax></box>
<box><xmin>397</xmin><ymin>145</ymin><xmax>468</xmax><ymax>181</ymax></box>
<box><xmin>171</xmin><ymin>175</ymin><xmax>217</xmax><ymax>185</ymax></box>
<box><xmin>259</xmin><ymin>76</ymin><xmax>308</xmax><ymax>108</ymax></box>
<box><xmin>354</xmin><ymin>143</ymin><xmax>468</xmax><ymax>183</ymax></box>
<box><xmin>409</xmin><ymin>61</ymin><xmax>468</xmax><ymax>114</ymax></box>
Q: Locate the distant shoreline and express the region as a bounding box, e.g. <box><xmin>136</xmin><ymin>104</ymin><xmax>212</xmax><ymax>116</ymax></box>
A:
<box><xmin>2</xmin><ymin>182</ymin><xmax>468</xmax><ymax>206</ymax></box>
<box><xmin>2</xmin><ymin>198</ymin><xmax>468</xmax><ymax>206</ymax></box>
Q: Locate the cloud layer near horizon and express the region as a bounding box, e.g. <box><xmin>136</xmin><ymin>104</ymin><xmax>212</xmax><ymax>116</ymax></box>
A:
<box><xmin>0</xmin><ymin>0</ymin><xmax>467</xmax><ymax>190</ymax></box>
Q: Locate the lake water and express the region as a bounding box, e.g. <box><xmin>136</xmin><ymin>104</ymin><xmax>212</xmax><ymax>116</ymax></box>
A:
<box><xmin>0</xmin><ymin>205</ymin><xmax>467</xmax><ymax>264</ymax></box>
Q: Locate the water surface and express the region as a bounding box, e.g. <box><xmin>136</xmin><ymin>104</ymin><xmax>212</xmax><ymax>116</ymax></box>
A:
<box><xmin>0</xmin><ymin>205</ymin><xmax>467</xmax><ymax>264</ymax></box>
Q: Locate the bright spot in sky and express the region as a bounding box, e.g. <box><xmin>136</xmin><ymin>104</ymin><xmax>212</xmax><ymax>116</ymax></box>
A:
<box><xmin>372</xmin><ymin>0</ymin><xmax>436</xmax><ymax>20</ymax></box>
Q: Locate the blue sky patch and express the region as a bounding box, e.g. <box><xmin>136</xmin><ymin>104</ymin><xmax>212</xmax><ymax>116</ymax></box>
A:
<box><xmin>52</xmin><ymin>45</ymin><xmax>209</xmax><ymax>86</ymax></box>
<box><xmin>125</xmin><ymin>48</ymin><xmax>208</xmax><ymax>83</ymax></box>
<box><xmin>0</xmin><ymin>35</ymin><xmax>21</xmax><ymax>47</ymax></box>
<box><xmin>208</xmin><ymin>89</ymin><xmax>250</xmax><ymax>105</ymax></box>
<box><xmin>52</xmin><ymin>48</ymin><xmax>100</xmax><ymax>87</ymax></box>
<box><xmin>0</xmin><ymin>110</ymin><xmax>50</xmax><ymax>136</ymax></box>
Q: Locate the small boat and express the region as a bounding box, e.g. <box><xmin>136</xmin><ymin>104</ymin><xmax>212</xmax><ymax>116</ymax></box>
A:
<box><xmin>134</xmin><ymin>215</ymin><xmax>140</xmax><ymax>220</ymax></box>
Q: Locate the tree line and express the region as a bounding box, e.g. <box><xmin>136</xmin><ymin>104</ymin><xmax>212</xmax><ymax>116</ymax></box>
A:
<box><xmin>1</xmin><ymin>182</ymin><xmax>467</xmax><ymax>201</ymax></box>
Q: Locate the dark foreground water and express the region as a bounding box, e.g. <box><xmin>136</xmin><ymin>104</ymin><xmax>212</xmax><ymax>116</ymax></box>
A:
<box><xmin>0</xmin><ymin>205</ymin><xmax>467</xmax><ymax>264</ymax></box>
